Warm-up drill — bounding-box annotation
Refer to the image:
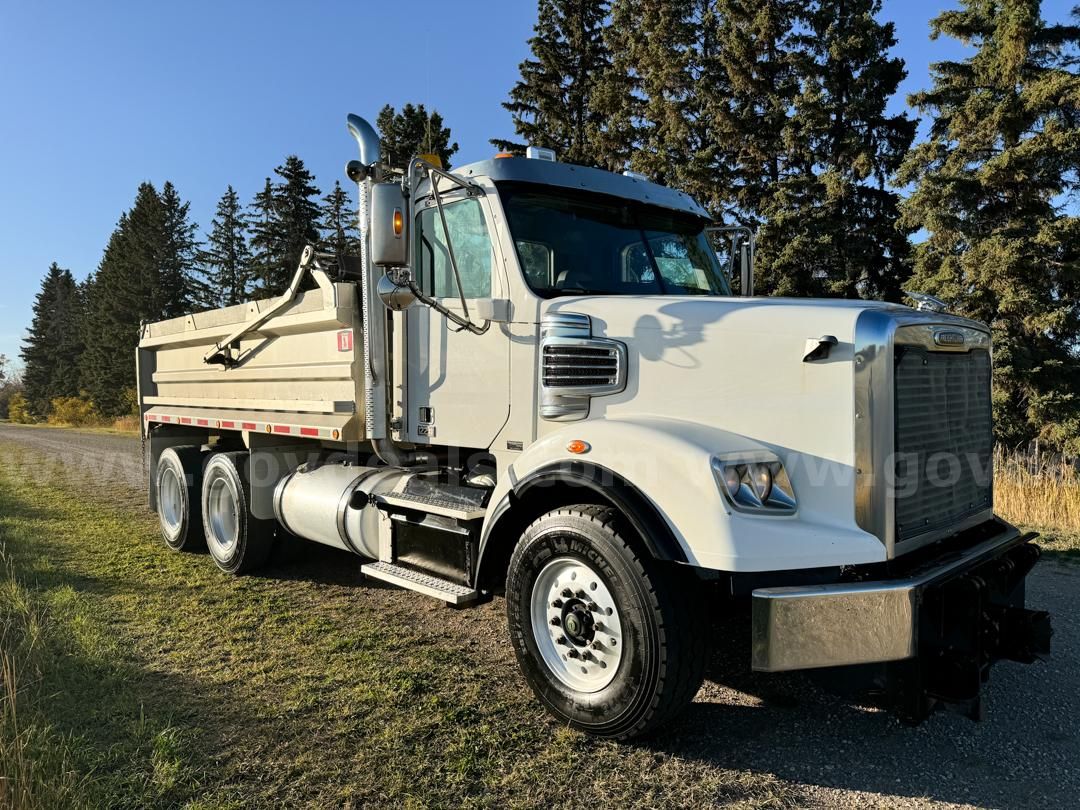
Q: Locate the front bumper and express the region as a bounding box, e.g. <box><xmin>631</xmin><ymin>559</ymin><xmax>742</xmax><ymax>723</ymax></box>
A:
<box><xmin>751</xmin><ymin>523</ymin><xmax>1051</xmax><ymax>717</ymax></box>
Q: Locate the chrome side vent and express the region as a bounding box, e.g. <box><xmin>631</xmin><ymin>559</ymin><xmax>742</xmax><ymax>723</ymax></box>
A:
<box><xmin>539</xmin><ymin>312</ymin><xmax>627</xmax><ymax>421</ymax></box>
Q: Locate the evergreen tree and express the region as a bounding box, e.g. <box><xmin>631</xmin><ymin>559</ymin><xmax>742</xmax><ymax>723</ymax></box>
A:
<box><xmin>376</xmin><ymin>104</ymin><xmax>459</xmax><ymax>171</ymax></box>
<box><xmin>200</xmin><ymin>185</ymin><xmax>253</xmax><ymax>307</ymax></box>
<box><xmin>898</xmin><ymin>0</ymin><xmax>1080</xmax><ymax>450</ymax></box>
<box><xmin>755</xmin><ymin>0</ymin><xmax>916</xmax><ymax>300</ymax></box>
<box><xmin>20</xmin><ymin>263</ymin><xmax>81</xmax><ymax>416</ymax></box>
<box><xmin>319</xmin><ymin>181</ymin><xmax>360</xmax><ymax>260</ymax></box>
<box><xmin>493</xmin><ymin>1</ymin><xmax>611</xmax><ymax>166</ymax></box>
<box><xmin>248</xmin><ymin>157</ymin><xmax>322</xmax><ymax>295</ymax></box>
<box><xmin>80</xmin><ymin>181</ymin><xmax>198</xmax><ymax>415</ymax></box>
<box><xmin>159</xmin><ymin>181</ymin><xmax>201</xmax><ymax>314</ymax></box>
<box><xmin>248</xmin><ymin>178</ymin><xmax>279</xmax><ymax>296</ymax></box>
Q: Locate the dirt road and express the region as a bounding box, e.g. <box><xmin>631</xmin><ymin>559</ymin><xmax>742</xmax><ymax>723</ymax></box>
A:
<box><xmin>1</xmin><ymin>422</ymin><xmax>1076</xmax><ymax>808</ymax></box>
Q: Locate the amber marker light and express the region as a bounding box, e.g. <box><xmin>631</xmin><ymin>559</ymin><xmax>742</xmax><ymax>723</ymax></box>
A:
<box><xmin>494</xmin><ymin>152</ymin><xmax>515</xmax><ymax>159</ymax></box>
<box><xmin>567</xmin><ymin>439</ymin><xmax>590</xmax><ymax>454</ymax></box>
<box><xmin>332</xmin><ymin>429</ymin><xmax>340</xmax><ymax>440</ymax></box>
<box><xmin>393</xmin><ymin>208</ymin><xmax>403</xmax><ymax>236</ymax></box>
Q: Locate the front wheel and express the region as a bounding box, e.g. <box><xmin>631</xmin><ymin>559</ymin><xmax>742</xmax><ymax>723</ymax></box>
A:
<box><xmin>506</xmin><ymin>505</ymin><xmax>708</xmax><ymax>740</ymax></box>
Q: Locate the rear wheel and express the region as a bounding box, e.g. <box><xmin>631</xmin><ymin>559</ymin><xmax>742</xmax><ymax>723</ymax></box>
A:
<box><xmin>155</xmin><ymin>446</ymin><xmax>206</xmax><ymax>552</ymax></box>
<box><xmin>201</xmin><ymin>451</ymin><xmax>275</xmax><ymax>574</ymax></box>
<box><xmin>506</xmin><ymin>505</ymin><xmax>708</xmax><ymax>740</ymax></box>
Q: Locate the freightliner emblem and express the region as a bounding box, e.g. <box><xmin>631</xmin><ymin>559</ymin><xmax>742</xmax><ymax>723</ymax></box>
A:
<box><xmin>934</xmin><ymin>330</ymin><xmax>966</xmax><ymax>347</ymax></box>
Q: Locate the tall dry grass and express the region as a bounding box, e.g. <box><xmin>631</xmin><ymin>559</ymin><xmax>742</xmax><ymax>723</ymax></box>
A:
<box><xmin>0</xmin><ymin>550</ymin><xmax>83</xmax><ymax>809</ymax></box>
<box><xmin>994</xmin><ymin>447</ymin><xmax>1080</xmax><ymax>538</ymax></box>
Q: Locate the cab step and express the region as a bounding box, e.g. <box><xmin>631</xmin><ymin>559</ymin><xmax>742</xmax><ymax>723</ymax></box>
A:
<box><xmin>361</xmin><ymin>561</ymin><xmax>480</xmax><ymax>606</ymax></box>
<box><xmin>376</xmin><ymin>491</ymin><xmax>487</xmax><ymax>521</ymax></box>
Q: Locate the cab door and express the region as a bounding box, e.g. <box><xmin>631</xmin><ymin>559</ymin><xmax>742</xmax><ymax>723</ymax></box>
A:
<box><xmin>403</xmin><ymin>192</ymin><xmax>511</xmax><ymax>449</ymax></box>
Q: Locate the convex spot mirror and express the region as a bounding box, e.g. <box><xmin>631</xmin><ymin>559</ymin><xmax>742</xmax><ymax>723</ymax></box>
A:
<box><xmin>371</xmin><ymin>183</ymin><xmax>408</xmax><ymax>267</ymax></box>
<box><xmin>377</xmin><ymin>271</ymin><xmax>417</xmax><ymax>311</ymax></box>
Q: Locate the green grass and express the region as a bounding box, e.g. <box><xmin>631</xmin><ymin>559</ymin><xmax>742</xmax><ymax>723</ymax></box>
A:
<box><xmin>0</xmin><ymin>441</ymin><xmax>791</xmax><ymax>809</ymax></box>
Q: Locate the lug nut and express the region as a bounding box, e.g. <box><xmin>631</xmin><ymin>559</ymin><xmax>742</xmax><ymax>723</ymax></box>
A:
<box><xmin>567</xmin><ymin>649</ymin><xmax>581</xmax><ymax>659</ymax></box>
<box><xmin>591</xmin><ymin>641</ymin><xmax>603</xmax><ymax>650</ymax></box>
<box><xmin>581</xmin><ymin>650</ymin><xmax>593</xmax><ymax>661</ymax></box>
<box><xmin>561</xmin><ymin>588</ymin><xmax>573</xmax><ymax>598</ymax></box>
<box><xmin>551</xmin><ymin>599</ymin><xmax>564</xmax><ymax>609</ymax></box>
<box><xmin>556</xmin><ymin>636</ymin><xmax>567</xmax><ymax>646</ymax></box>
<box><xmin>550</xmin><ymin>617</ymin><xmax>561</xmax><ymax>626</ymax></box>
<box><xmin>587</xmin><ymin>602</ymin><xmax>600</xmax><ymax>612</ymax></box>
<box><xmin>576</xmin><ymin>589</ymin><xmax>587</xmax><ymax>599</ymax></box>
<box><xmin>594</xmin><ymin>622</ymin><xmax>605</xmax><ymax>632</ymax></box>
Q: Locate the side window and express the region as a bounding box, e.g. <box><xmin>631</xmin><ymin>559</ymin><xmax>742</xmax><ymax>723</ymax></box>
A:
<box><xmin>416</xmin><ymin>199</ymin><xmax>493</xmax><ymax>298</ymax></box>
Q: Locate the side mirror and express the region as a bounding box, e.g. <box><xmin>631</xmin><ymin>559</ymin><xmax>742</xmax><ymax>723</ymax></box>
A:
<box><xmin>377</xmin><ymin>271</ymin><xmax>417</xmax><ymax>311</ymax></box>
<box><xmin>371</xmin><ymin>183</ymin><xmax>408</xmax><ymax>267</ymax></box>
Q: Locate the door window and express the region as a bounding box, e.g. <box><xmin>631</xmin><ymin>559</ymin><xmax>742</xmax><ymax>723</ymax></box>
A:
<box><xmin>415</xmin><ymin>199</ymin><xmax>493</xmax><ymax>298</ymax></box>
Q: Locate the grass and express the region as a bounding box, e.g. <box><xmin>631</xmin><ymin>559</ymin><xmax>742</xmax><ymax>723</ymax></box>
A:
<box><xmin>0</xmin><ymin>440</ymin><xmax>792</xmax><ymax>809</ymax></box>
<box><xmin>994</xmin><ymin>448</ymin><xmax>1080</xmax><ymax>558</ymax></box>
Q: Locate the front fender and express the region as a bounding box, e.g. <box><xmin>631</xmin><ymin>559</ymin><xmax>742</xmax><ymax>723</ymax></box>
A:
<box><xmin>480</xmin><ymin>417</ymin><xmax>884</xmax><ymax>575</ymax></box>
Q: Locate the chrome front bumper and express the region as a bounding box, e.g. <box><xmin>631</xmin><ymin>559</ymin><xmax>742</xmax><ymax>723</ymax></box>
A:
<box><xmin>751</xmin><ymin>524</ymin><xmax>1043</xmax><ymax>672</ymax></box>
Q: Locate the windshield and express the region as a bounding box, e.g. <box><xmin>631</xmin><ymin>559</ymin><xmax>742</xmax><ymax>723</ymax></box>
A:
<box><xmin>497</xmin><ymin>182</ymin><xmax>731</xmax><ymax>297</ymax></box>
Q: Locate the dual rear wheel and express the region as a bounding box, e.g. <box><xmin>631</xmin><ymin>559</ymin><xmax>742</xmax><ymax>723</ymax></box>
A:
<box><xmin>154</xmin><ymin>447</ymin><xmax>274</xmax><ymax>574</ymax></box>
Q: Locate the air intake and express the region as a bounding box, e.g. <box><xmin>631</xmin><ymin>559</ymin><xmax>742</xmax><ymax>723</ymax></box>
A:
<box><xmin>539</xmin><ymin>313</ymin><xmax>627</xmax><ymax>421</ymax></box>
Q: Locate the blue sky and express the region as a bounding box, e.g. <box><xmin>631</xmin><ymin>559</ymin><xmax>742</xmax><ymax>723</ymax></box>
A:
<box><xmin>0</xmin><ymin>0</ymin><xmax>1074</xmax><ymax>367</ymax></box>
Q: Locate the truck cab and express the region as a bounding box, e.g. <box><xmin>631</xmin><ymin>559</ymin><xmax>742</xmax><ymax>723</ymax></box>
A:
<box><xmin>138</xmin><ymin>113</ymin><xmax>1050</xmax><ymax>740</ymax></box>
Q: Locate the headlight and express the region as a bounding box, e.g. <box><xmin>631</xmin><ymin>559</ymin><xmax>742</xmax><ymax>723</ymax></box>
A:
<box><xmin>711</xmin><ymin>454</ymin><xmax>796</xmax><ymax>513</ymax></box>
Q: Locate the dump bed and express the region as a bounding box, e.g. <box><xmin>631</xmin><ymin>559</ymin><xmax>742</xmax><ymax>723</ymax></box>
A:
<box><xmin>137</xmin><ymin>273</ymin><xmax>364</xmax><ymax>442</ymax></box>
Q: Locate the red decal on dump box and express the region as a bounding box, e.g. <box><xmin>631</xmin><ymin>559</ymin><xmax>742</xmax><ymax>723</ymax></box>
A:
<box><xmin>180</xmin><ymin>417</ymin><xmax>192</xmax><ymax>424</ymax></box>
<box><xmin>299</xmin><ymin>427</ymin><xmax>319</xmax><ymax>437</ymax></box>
<box><xmin>160</xmin><ymin>416</ymin><xmax>172</xmax><ymax>422</ymax></box>
<box><xmin>272</xmin><ymin>425</ymin><xmax>291</xmax><ymax>434</ymax></box>
<box><xmin>241</xmin><ymin>422</ymin><xmax>256</xmax><ymax>431</ymax></box>
<box><xmin>337</xmin><ymin>329</ymin><xmax>354</xmax><ymax>352</ymax></box>
<box><xmin>221</xmin><ymin>421</ymin><xmax>235</xmax><ymax>429</ymax></box>
<box><xmin>196</xmin><ymin>419</ymin><xmax>209</xmax><ymax>426</ymax></box>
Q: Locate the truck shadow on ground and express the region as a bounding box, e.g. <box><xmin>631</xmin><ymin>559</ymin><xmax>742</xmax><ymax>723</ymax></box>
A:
<box><xmin>249</xmin><ymin>542</ymin><xmax>1071</xmax><ymax>808</ymax></box>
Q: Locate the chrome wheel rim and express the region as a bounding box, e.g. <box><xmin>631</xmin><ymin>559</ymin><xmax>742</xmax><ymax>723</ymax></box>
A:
<box><xmin>207</xmin><ymin>476</ymin><xmax>239</xmax><ymax>559</ymax></box>
<box><xmin>158</xmin><ymin>466</ymin><xmax>184</xmax><ymax>537</ymax></box>
<box><xmin>531</xmin><ymin>557</ymin><xmax>623</xmax><ymax>693</ymax></box>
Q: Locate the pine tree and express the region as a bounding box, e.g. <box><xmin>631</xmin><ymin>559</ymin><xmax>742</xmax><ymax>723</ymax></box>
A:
<box><xmin>492</xmin><ymin>1</ymin><xmax>611</xmax><ymax>166</ymax></box>
<box><xmin>898</xmin><ymin>0</ymin><xmax>1080</xmax><ymax>450</ymax></box>
<box><xmin>754</xmin><ymin>1</ymin><xmax>916</xmax><ymax>300</ymax></box>
<box><xmin>248</xmin><ymin>158</ymin><xmax>322</xmax><ymax>295</ymax></box>
<box><xmin>376</xmin><ymin>104</ymin><xmax>459</xmax><ymax>171</ymax></box>
<box><xmin>20</xmin><ymin>263</ymin><xmax>82</xmax><ymax>416</ymax></box>
<box><xmin>200</xmin><ymin>186</ymin><xmax>253</xmax><ymax>307</ymax></box>
<box><xmin>319</xmin><ymin>181</ymin><xmax>360</xmax><ymax>260</ymax></box>
<box><xmin>248</xmin><ymin>178</ymin><xmax>279</xmax><ymax>296</ymax></box>
<box><xmin>80</xmin><ymin>181</ymin><xmax>198</xmax><ymax>415</ymax></box>
<box><xmin>159</xmin><ymin>181</ymin><xmax>201</xmax><ymax>314</ymax></box>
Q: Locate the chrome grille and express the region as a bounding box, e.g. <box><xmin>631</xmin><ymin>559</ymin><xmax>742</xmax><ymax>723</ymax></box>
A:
<box><xmin>893</xmin><ymin>348</ymin><xmax>993</xmax><ymax>544</ymax></box>
<box><xmin>542</xmin><ymin>345</ymin><xmax>620</xmax><ymax>387</ymax></box>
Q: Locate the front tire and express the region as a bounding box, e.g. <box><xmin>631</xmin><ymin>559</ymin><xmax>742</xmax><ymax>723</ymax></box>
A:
<box><xmin>506</xmin><ymin>505</ymin><xmax>707</xmax><ymax>740</ymax></box>
<box><xmin>201</xmin><ymin>451</ymin><xmax>275</xmax><ymax>574</ymax></box>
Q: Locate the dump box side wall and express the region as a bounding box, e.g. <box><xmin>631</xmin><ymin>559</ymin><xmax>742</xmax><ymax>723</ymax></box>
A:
<box><xmin>137</xmin><ymin>280</ymin><xmax>365</xmax><ymax>440</ymax></box>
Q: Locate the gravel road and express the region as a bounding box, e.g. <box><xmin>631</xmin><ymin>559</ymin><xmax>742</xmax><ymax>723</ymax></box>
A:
<box><xmin>0</xmin><ymin>422</ymin><xmax>1075</xmax><ymax>809</ymax></box>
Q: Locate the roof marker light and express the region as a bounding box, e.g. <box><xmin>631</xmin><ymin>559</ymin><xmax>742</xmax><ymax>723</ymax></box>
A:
<box><xmin>526</xmin><ymin>146</ymin><xmax>557</xmax><ymax>162</ymax></box>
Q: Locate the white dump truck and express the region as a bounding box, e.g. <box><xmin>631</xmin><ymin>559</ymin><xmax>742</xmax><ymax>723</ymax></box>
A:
<box><xmin>138</xmin><ymin>113</ymin><xmax>1050</xmax><ymax>739</ymax></box>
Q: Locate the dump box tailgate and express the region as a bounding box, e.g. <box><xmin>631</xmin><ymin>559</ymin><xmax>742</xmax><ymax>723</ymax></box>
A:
<box><xmin>137</xmin><ymin>278</ymin><xmax>364</xmax><ymax>441</ymax></box>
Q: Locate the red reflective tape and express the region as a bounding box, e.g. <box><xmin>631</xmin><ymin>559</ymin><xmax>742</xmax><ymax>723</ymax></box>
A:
<box><xmin>241</xmin><ymin>422</ymin><xmax>256</xmax><ymax>431</ymax></box>
<box><xmin>145</xmin><ymin>413</ymin><xmax>154</xmax><ymax>421</ymax></box>
<box><xmin>160</xmin><ymin>415</ymin><xmax>172</xmax><ymax>423</ymax></box>
<box><xmin>221</xmin><ymin>421</ymin><xmax>235</xmax><ymax>429</ymax></box>
<box><xmin>196</xmin><ymin>419</ymin><xmax>209</xmax><ymax>426</ymax></box>
<box><xmin>272</xmin><ymin>425</ymin><xmax>291</xmax><ymax>434</ymax></box>
<box><xmin>299</xmin><ymin>427</ymin><xmax>319</xmax><ymax>437</ymax></box>
<box><xmin>179</xmin><ymin>417</ymin><xmax>192</xmax><ymax>424</ymax></box>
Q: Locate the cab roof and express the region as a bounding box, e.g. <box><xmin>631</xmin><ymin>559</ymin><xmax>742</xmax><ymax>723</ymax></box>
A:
<box><xmin>453</xmin><ymin>156</ymin><xmax>712</xmax><ymax>221</ymax></box>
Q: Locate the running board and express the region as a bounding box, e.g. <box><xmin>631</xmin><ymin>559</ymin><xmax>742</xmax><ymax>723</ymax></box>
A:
<box><xmin>361</xmin><ymin>561</ymin><xmax>480</xmax><ymax>606</ymax></box>
<box><xmin>376</xmin><ymin>492</ymin><xmax>486</xmax><ymax>521</ymax></box>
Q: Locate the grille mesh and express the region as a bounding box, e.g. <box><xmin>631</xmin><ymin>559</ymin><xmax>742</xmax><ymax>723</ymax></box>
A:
<box><xmin>894</xmin><ymin>348</ymin><xmax>993</xmax><ymax>544</ymax></box>
<box><xmin>542</xmin><ymin>345</ymin><xmax>619</xmax><ymax>387</ymax></box>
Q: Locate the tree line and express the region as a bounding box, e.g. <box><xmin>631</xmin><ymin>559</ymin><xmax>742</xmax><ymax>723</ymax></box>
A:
<box><xmin>15</xmin><ymin>104</ymin><xmax>455</xmax><ymax>422</ymax></box>
<box><xmin>14</xmin><ymin>0</ymin><xmax>1080</xmax><ymax>452</ymax></box>
<box><xmin>497</xmin><ymin>0</ymin><xmax>1079</xmax><ymax>451</ymax></box>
